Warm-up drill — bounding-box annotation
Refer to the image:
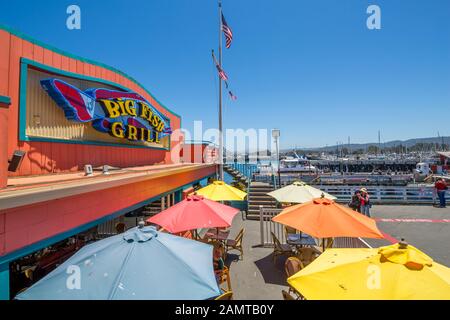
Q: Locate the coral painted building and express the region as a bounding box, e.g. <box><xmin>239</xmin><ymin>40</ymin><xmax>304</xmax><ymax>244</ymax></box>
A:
<box><xmin>0</xmin><ymin>25</ymin><xmax>217</xmax><ymax>299</ymax></box>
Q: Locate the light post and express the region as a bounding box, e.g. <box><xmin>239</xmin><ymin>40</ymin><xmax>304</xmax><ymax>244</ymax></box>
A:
<box><xmin>272</xmin><ymin>129</ymin><xmax>281</xmax><ymax>188</ymax></box>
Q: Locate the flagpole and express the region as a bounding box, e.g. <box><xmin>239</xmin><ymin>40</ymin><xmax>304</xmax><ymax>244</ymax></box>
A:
<box><xmin>218</xmin><ymin>0</ymin><xmax>224</xmax><ymax>181</ymax></box>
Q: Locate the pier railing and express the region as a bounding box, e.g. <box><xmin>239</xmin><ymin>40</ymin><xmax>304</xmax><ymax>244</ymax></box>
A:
<box><xmin>226</xmin><ymin>163</ymin><xmax>258</xmax><ymax>180</ymax></box>
<box><xmin>258</xmin><ymin>207</ymin><xmax>371</xmax><ymax>249</ymax></box>
<box><xmin>317</xmin><ymin>185</ymin><xmax>442</xmax><ymax>205</ymax></box>
<box><xmin>253</xmin><ymin>173</ymin><xmax>318</xmax><ymax>184</ymax></box>
<box><xmin>252</xmin><ymin>173</ymin><xmax>443</xmax><ymax>204</ymax></box>
<box><xmin>231</xmin><ymin>163</ymin><xmax>445</xmax><ymax>204</ymax></box>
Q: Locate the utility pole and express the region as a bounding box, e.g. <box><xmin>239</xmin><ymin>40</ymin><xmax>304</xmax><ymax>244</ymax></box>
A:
<box><xmin>272</xmin><ymin>129</ymin><xmax>281</xmax><ymax>188</ymax></box>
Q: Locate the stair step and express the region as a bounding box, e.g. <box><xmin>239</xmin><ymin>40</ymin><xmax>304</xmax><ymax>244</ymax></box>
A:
<box><xmin>249</xmin><ymin>195</ymin><xmax>274</xmax><ymax>199</ymax></box>
<box><xmin>247</xmin><ymin>208</ymin><xmax>275</xmax><ymax>214</ymax></box>
<box><xmin>250</xmin><ymin>182</ymin><xmax>272</xmax><ymax>186</ymax></box>
<box><xmin>250</xmin><ymin>187</ymin><xmax>274</xmax><ymax>189</ymax></box>
<box><xmin>250</xmin><ymin>185</ymin><xmax>273</xmax><ymax>188</ymax></box>
<box><xmin>248</xmin><ymin>202</ymin><xmax>276</xmax><ymax>206</ymax></box>
<box><xmin>250</xmin><ymin>192</ymin><xmax>273</xmax><ymax>195</ymax></box>
<box><xmin>248</xmin><ymin>194</ymin><xmax>274</xmax><ymax>198</ymax></box>
<box><xmin>251</xmin><ymin>205</ymin><xmax>278</xmax><ymax>209</ymax></box>
<box><xmin>247</xmin><ymin>179</ymin><xmax>278</xmax><ymax>220</ymax></box>
<box><xmin>251</xmin><ymin>186</ymin><xmax>274</xmax><ymax>188</ymax></box>
<box><xmin>245</xmin><ymin>214</ymin><xmax>261</xmax><ymax>220</ymax></box>
<box><xmin>249</xmin><ymin>201</ymin><xmax>277</xmax><ymax>205</ymax></box>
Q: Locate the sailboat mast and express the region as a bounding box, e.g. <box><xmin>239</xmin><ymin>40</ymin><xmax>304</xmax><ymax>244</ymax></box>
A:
<box><xmin>218</xmin><ymin>0</ymin><xmax>224</xmax><ymax>181</ymax></box>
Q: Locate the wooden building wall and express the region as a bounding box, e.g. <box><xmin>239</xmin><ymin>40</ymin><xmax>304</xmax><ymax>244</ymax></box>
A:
<box><xmin>0</xmin><ymin>27</ymin><xmax>182</xmax><ymax>177</ymax></box>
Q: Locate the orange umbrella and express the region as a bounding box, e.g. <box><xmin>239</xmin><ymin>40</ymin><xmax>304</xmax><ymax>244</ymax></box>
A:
<box><xmin>272</xmin><ymin>198</ymin><xmax>384</xmax><ymax>239</ymax></box>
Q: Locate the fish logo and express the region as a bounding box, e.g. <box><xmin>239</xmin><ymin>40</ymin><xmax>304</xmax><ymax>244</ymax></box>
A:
<box><xmin>40</xmin><ymin>78</ymin><xmax>172</xmax><ymax>142</ymax></box>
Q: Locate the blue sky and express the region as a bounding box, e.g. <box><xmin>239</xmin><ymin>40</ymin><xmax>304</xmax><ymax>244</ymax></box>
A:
<box><xmin>1</xmin><ymin>0</ymin><xmax>449</xmax><ymax>149</ymax></box>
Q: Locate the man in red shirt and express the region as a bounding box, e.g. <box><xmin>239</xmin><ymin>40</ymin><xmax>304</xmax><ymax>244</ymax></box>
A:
<box><xmin>435</xmin><ymin>178</ymin><xmax>448</xmax><ymax>208</ymax></box>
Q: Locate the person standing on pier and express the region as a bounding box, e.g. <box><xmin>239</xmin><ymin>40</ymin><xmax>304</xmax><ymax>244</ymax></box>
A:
<box><xmin>435</xmin><ymin>178</ymin><xmax>448</xmax><ymax>208</ymax></box>
<box><xmin>349</xmin><ymin>190</ymin><xmax>361</xmax><ymax>212</ymax></box>
<box><xmin>359</xmin><ymin>188</ymin><xmax>371</xmax><ymax>217</ymax></box>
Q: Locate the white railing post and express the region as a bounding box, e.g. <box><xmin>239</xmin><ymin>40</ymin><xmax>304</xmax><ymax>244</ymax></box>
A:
<box><xmin>259</xmin><ymin>205</ymin><xmax>264</xmax><ymax>246</ymax></box>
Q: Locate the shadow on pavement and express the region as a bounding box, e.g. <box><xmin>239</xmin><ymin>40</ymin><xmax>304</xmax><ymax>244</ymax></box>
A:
<box><xmin>253</xmin><ymin>251</ymin><xmax>287</xmax><ymax>286</ymax></box>
<box><xmin>224</xmin><ymin>253</ymin><xmax>240</xmax><ymax>266</ymax></box>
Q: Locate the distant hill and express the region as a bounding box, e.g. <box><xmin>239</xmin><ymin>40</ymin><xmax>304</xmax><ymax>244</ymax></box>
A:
<box><xmin>282</xmin><ymin>136</ymin><xmax>450</xmax><ymax>153</ymax></box>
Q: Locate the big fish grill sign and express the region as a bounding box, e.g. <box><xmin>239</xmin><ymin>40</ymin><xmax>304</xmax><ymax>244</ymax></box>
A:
<box><xmin>40</xmin><ymin>79</ymin><xmax>172</xmax><ymax>145</ymax></box>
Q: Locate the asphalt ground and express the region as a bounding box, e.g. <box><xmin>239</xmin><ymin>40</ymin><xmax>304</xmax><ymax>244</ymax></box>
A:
<box><xmin>225</xmin><ymin>205</ymin><xmax>450</xmax><ymax>299</ymax></box>
<box><xmin>364</xmin><ymin>204</ymin><xmax>450</xmax><ymax>266</ymax></box>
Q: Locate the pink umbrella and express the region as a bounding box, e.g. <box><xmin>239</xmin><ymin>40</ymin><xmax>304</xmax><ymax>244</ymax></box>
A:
<box><xmin>147</xmin><ymin>194</ymin><xmax>239</xmax><ymax>234</ymax></box>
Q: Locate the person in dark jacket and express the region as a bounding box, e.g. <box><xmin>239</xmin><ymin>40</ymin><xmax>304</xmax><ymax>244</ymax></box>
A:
<box><xmin>348</xmin><ymin>190</ymin><xmax>361</xmax><ymax>212</ymax></box>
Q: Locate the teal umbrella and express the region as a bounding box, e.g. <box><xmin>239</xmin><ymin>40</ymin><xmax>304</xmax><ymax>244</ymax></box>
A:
<box><xmin>16</xmin><ymin>225</ymin><xmax>221</xmax><ymax>300</ymax></box>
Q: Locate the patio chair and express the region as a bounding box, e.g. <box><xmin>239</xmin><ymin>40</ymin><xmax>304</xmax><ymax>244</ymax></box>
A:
<box><xmin>181</xmin><ymin>230</ymin><xmax>193</xmax><ymax>239</ymax></box>
<box><xmin>281</xmin><ymin>289</ymin><xmax>296</xmax><ymax>300</ymax></box>
<box><xmin>225</xmin><ymin>228</ymin><xmax>244</xmax><ymax>260</ymax></box>
<box><xmin>325</xmin><ymin>237</ymin><xmax>334</xmax><ymax>249</ymax></box>
<box><xmin>218</xmin><ymin>266</ymin><xmax>232</xmax><ymax>292</ymax></box>
<box><xmin>317</xmin><ymin>237</ymin><xmax>334</xmax><ymax>251</ymax></box>
<box><xmin>215</xmin><ymin>291</ymin><xmax>233</xmax><ymax>300</ymax></box>
<box><xmin>271</xmin><ymin>232</ymin><xmax>295</xmax><ymax>263</ymax></box>
<box><xmin>284</xmin><ymin>256</ymin><xmax>304</xmax><ymax>297</ymax></box>
<box><xmin>115</xmin><ymin>222</ymin><xmax>126</xmax><ymax>234</ymax></box>
<box><xmin>197</xmin><ymin>237</ymin><xmax>211</xmax><ymax>244</ymax></box>
<box><xmin>297</xmin><ymin>247</ymin><xmax>321</xmax><ymax>266</ymax></box>
<box><xmin>284</xmin><ymin>256</ymin><xmax>304</xmax><ymax>278</ymax></box>
<box><xmin>315</xmin><ymin>237</ymin><xmax>334</xmax><ymax>252</ymax></box>
<box><xmin>284</xmin><ymin>226</ymin><xmax>297</xmax><ymax>242</ymax></box>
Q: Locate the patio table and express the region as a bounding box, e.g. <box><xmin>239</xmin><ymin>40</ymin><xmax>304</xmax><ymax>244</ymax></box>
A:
<box><xmin>287</xmin><ymin>234</ymin><xmax>317</xmax><ymax>248</ymax></box>
<box><xmin>286</xmin><ymin>233</ymin><xmax>310</xmax><ymax>242</ymax></box>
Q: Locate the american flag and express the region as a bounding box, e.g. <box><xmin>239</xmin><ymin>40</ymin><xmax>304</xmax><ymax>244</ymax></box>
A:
<box><xmin>212</xmin><ymin>50</ymin><xmax>228</xmax><ymax>81</ymax></box>
<box><xmin>221</xmin><ymin>13</ymin><xmax>233</xmax><ymax>49</ymax></box>
<box><xmin>228</xmin><ymin>90</ymin><xmax>237</xmax><ymax>101</ymax></box>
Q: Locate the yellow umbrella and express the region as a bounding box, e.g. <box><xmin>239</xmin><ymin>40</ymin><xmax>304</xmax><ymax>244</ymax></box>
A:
<box><xmin>267</xmin><ymin>181</ymin><xmax>336</xmax><ymax>203</ymax></box>
<box><xmin>195</xmin><ymin>180</ymin><xmax>247</xmax><ymax>201</ymax></box>
<box><xmin>288</xmin><ymin>241</ymin><xmax>450</xmax><ymax>300</ymax></box>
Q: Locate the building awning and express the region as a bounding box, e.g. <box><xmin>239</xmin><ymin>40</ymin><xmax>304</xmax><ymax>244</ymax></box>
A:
<box><xmin>0</xmin><ymin>163</ymin><xmax>216</xmax><ymax>210</ymax></box>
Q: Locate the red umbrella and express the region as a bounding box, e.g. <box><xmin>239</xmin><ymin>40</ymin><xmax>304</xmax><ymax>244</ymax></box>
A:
<box><xmin>147</xmin><ymin>194</ymin><xmax>239</xmax><ymax>234</ymax></box>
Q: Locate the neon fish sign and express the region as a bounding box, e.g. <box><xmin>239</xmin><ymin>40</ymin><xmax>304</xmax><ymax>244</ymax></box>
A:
<box><xmin>40</xmin><ymin>79</ymin><xmax>172</xmax><ymax>144</ymax></box>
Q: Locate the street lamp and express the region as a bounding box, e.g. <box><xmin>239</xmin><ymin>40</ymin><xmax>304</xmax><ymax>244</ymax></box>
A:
<box><xmin>272</xmin><ymin>129</ymin><xmax>281</xmax><ymax>187</ymax></box>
